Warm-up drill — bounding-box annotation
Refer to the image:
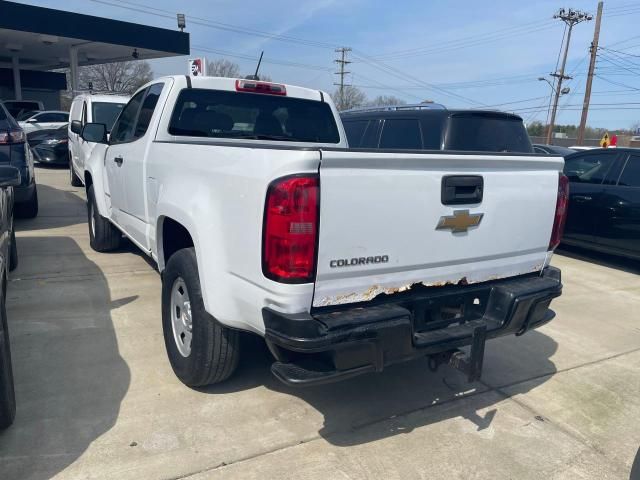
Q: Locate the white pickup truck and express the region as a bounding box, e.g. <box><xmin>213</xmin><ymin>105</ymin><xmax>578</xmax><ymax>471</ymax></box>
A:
<box><xmin>79</xmin><ymin>75</ymin><xmax>566</xmax><ymax>387</ymax></box>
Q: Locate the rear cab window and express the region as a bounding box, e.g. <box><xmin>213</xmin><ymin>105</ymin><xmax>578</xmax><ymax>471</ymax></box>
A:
<box><xmin>168</xmin><ymin>88</ymin><xmax>340</xmax><ymax>143</ymax></box>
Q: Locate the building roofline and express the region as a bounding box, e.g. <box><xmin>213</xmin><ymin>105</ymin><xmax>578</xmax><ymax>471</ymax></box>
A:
<box><xmin>0</xmin><ymin>0</ymin><xmax>189</xmax><ymax>55</ymax></box>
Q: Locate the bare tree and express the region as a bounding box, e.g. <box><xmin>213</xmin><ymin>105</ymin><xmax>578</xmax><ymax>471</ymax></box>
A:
<box><xmin>79</xmin><ymin>61</ymin><xmax>153</xmax><ymax>95</ymax></box>
<box><xmin>367</xmin><ymin>95</ymin><xmax>406</xmax><ymax>107</ymax></box>
<box><xmin>333</xmin><ymin>85</ymin><xmax>367</xmax><ymax>111</ymax></box>
<box><xmin>208</xmin><ymin>59</ymin><xmax>241</xmax><ymax>78</ymax></box>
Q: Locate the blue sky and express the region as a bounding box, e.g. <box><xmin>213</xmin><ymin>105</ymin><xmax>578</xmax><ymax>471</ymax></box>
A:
<box><xmin>19</xmin><ymin>0</ymin><xmax>640</xmax><ymax>129</ymax></box>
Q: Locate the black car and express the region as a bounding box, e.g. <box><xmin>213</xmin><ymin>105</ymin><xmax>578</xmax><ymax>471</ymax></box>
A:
<box><xmin>0</xmin><ymin>104</ymin><xmax>38</xmax><ymax>218</ymax></box>
<box><xmin>341</xmin><ymin>105</ymin><xmax>533</xmax><ymax>153</ymax></box>
<box><xmin>533</xmin><ymin>144</ymin><xmax>576</xmax><ymax>156</ymax></box>
<box><xmin>563</xmin><ymin>147</ymin><xmax>640</xmax><ymax>259</ymax></box>
<box><xmin>0</xmin><ymin>164</ymin><xmax>21</xmax><ymax>429</ymax></box>
<box><xmin>28</xmin><ymin>124</ymin><xmax>69</xmax><ymax>166</ymax></box>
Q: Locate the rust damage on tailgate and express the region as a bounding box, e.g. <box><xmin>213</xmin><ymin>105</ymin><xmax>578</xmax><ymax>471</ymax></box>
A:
<box><xmin>316</xmin><ymin>275</ymin><xmax>480</xmax><ymax>307</ymax></box>
<box><xmin>316</xmin><ymin>264</ymin><xmax>549</xmax><ymax>307</ymax></box>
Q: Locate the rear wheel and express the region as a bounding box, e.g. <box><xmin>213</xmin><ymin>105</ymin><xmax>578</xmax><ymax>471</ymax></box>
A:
<box><xmin>9</xmin><ymin>230</ymin><xmax>17</xmax><ymax>272</ymax></box>
<box><xmin>70</xmin><ymin>156</ymin><xmax>82</xmax><ymax>187</ymax></box>
<box><xmin>162</xmin><ymin>247</ymin><xmax>239</xmax><ymax>386</ymax></box>
<box><xmin>0</xmin><ymin>275</ymin><xmax>16</xmax><ymax>430</ymax></box>
<box><xmin>15</xmin><ymin>187</ymin><xmax>38</xmax><ymax>219</ymax></box>
<box><xmin>87</xmin><ymin>185</ymin><xmax>120</xmax><ymax>252</ymax></box>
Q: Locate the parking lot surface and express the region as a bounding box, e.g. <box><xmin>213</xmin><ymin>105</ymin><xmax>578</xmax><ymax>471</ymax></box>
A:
<box><xmin>1</xmin><ymin>166</ymin><xmax>639</xmax><ymax>480</ymax></box>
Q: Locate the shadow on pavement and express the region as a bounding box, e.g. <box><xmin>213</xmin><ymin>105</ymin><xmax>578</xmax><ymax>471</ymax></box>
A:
<box><xmin>0</xmin><ymin>236</ymin><xmax>131</xmax><ymax>480</ymax></box>
<box><xmin>558</xmin><ymin>244</ymin><xmax>640</xmax><ymax>274</ymax></box>
<box><xmin>16</xmin><ymin>183</ymin><xmax>88</xmax><ymax>231</ymax></box>
<box><xmin>204</xmin><ymin>328</ymin><xmax>557</xmax><ymax>447</ymax></box>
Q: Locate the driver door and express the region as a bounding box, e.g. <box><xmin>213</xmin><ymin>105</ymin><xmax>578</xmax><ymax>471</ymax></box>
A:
<box><xmin>104</xmin><ymin>90</ymin><xmax>145</xmax><ymax>226</ymax></box>
<box><xmin>563</xmin><ymin>150</ymin><xmax>620</xmax><ymax>245</ymax></box>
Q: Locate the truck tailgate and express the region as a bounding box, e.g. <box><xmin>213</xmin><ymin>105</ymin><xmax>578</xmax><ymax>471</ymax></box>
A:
<box><xmin>313</xmin><ymin>150</ymin><xmax>564</xmax><ymax>307</ymax></box>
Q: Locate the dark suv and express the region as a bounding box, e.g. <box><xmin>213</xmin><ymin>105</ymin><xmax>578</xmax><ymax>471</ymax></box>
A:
<box><xmin>0</xmin><ymin>104</ymin><xmax>38</xmax><ymax>218</ymax></box>
<box><xmin>562</xmin><ymin>147</ymin><xmax>640</xmax><ymax>259</ymax></box>
<box><xmin>341</xmin><ymin>104</ymin><xmax>533</xmax><ymax>153</ymax></box>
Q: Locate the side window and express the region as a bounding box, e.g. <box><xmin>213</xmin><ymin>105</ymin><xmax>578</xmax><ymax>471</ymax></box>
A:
<box><xmin>379</xmin><ymin>119</ymin><xmax>423</xmax><ymax>149</ymax></box>
<box><xmin>82</xmin><ymin>102</ymin><xmax>88</xmax><ymax>125</ymax></box>
<box><xmin>342</xmin><ymin>120</ymin><xmax>369</xmax><ymax>148</ymax></box>
<box><xmin>134</xmin><ymin>83</ymin><xmax>164</xmax><ymax>139</ymax></box>
<box><xmin>618</xmin><ymin>156</ymin><xmax>640</xmax><ymax>187</ymax></box>
<box><xmin>563</xmin><ymin>152</ymin><xmax>617</xmax><ymax>184</ymax></box>
<box><xmin>360</xmin><ymin>119</ymin><xmax>381</xmax><ymax>148</ymax></box>
<box><xmin>36</xmin><ymin>113</ymin><xmax>67</xmax><ymax>122</ymax></box>
<box><xmin>110</xmin><ymin>90</ymin><xmax>146</xmax><ymax>144</ymax></box>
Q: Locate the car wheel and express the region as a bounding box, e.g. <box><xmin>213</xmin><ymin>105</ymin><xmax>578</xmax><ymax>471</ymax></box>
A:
<box><xmin>0</xmin><ymin>275</ymin><xmax>16</xmax><ymax>430</ymax></box>
<box><xmin>70</xmin><ymin>157</ymin><xmax>82</xmax><ymax>187</ymax></box>
<box><xmin>162</xmin><ymin>247</ymin><xmax>239</xmax><ymax>387</ymax></box>
<box><xmin>15</xmin><ymin>186</ymin><xmax>38</xmax><ymax>219</ymax></box>
<box><xmin>87</xmin><ymin>185</ymin><xmax>121</xmax><ymax>252</ymax></box>
<box><xmin>9</xmin><ymin>230</ymin><xmax>17</xmax><ymax>272</ymax></box>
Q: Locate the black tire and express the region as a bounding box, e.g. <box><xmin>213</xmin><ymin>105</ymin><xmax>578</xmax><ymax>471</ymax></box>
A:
<box><xmin>70</xmin><ymin>157</ymin><xmax>82</xmax><ymax>187</ymax></box>
<box><xmin>87</xmin><ymin>185</ymin><xmax>121</xmax><ymax>252</ymax></box>
<box><xmin>15</xmin><ymin>187</ymin><xmax>38</xmax><ymax>219</ymax></box>
<box><xmin>0</xmin><ymin>275</ymin><xmax>16</xmax><ymax>430</ymax></box>
<box><xmin>162</xmin><ymin>247</ymin><xmax>239</xmax><ymax>387</ymax></box>
<box><xmin>9</xmin><ymin>230</ymin><xmax>17</xmax><ymax>272</ymax></box>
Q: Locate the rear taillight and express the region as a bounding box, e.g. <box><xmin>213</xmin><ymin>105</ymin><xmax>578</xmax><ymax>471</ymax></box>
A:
<box><xmin>263</xmin><ymin>175</ymin><xmax>319</xmax><ymax>283</ymax></box>
<box><xmin>236</xmin><ymin>79</ymin><xmax>287</xmax><ymax>96</ymax></box>
<box><xmin>0</xmin><ymin>129</ymin><xmax>26</xmax><ymax>145</ymax></box>
<box><xmin>549</xmin><ymin>173</ymin><xmax>569</xmax><ymax>251</ymax></box>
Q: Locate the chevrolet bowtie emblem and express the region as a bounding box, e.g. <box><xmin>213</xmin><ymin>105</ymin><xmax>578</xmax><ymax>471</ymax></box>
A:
<box><xmin>436</xmin><ymin>210</ymin><xmax>484</xmax><ymax>233</ymax></box>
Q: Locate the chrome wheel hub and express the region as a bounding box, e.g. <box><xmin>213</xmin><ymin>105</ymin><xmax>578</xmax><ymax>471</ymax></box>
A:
<box><xmin>170</xmin><ymin>277</ymin><xmax>192</xmax><ymax>357</ymax></box>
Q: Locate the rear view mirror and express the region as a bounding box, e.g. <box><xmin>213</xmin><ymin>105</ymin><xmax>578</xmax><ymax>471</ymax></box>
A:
<box><xmin>0</xmin><ymin>166</ymin><xmax>21</xmax><ymax>188</ymax></box>
<box><xmin>70</xmin><ymin>120</ymin><xmax>82</xmax><ymax>135</ymax></box>
<box><xmin>81</xmin><ymin>123</ymin><xmax>107</xmax><ymax>143</ymax></box>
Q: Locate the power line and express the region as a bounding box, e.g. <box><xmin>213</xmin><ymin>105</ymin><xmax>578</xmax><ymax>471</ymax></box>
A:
<box><xmin>351</xmin><ymin>50</ymin><xmax>487</xmax><ymax>106</ymax></box>
<box><xmin>86</xmin><ymin>0</ymin><xmax>338</xmax><ymax>49</ymax></box>
<box><xmin>371</xmin><ymin>20</ymin><xmax>554</xmax><ymax>61</ymax></box>
<box><xmin>191</xmin><ymin>45</ymin><xmax>334</xmax><ymax>72</ymax></box>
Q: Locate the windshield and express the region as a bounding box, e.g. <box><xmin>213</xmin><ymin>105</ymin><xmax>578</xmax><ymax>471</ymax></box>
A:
<box><xmin>168</xmin><ymin>88</ymin><xmax>340</xmax><ymax>143</ymax></box>
<box><xmin>444</xmin><ymin>113</ymin><xmax>533</xmax><ymax>153</ymax></box>
<box><xmin>92</xmin><ymin>102</ymin><xmax>126</xmax><ymax>132</ymax></box>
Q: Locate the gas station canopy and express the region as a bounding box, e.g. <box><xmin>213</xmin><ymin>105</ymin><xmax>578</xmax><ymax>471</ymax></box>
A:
<box><xmin>0</xmin><ymin>0</ymin><xmax>190</xmax><ymax>102</ymax></box>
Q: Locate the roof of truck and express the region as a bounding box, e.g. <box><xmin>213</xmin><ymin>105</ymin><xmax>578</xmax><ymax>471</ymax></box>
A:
<box><xmin>73</xmin><ymin>94</ymin><xmax>130</xmax><ymax>103</ymax></box>
<box><xmin>162</xmin><ymin>75</ymin><xmax>326</xmax><ymax>102</ymax></box>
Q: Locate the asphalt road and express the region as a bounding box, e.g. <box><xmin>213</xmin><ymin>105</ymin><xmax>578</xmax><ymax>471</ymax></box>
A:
<box><xmin>1</xmin><ymin>166</ymin><xmax>639</xmax><ymax>480</ymax></box>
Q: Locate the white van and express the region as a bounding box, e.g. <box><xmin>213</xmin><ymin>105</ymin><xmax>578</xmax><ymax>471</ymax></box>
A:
<box><xmin>68</xmin><ymin>94</ymin><xmax>129</xmax><ymax>186</ymax></box>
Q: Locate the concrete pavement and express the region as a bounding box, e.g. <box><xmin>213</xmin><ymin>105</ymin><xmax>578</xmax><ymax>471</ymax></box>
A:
<box><xmin>1</xmin><ymin>165</ymin><xmax>639</xmax><ymax>479</ymax></box>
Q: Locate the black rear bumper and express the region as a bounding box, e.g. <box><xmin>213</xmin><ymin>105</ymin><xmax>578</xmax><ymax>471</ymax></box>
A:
<box><xmin>263</xmin><ymin>267</ymin><xmax>562</xmax><ymax>386</ymax></box>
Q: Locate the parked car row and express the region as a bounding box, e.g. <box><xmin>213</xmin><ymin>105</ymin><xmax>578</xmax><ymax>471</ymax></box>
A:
<box><xmin>0</xmin><ymin>103</ymin><xmax>26</xmax><ymax>430</ymax></box>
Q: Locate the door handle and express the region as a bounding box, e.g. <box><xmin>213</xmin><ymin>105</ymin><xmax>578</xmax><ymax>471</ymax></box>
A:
<box><xmin>114</xmin><ymin>156</ymin><xmax>124</xmax><ymax>166</ymax></box>
<box><xmin>573</xmin><ymin>195</ymin><xmax>592</xmax><ymax>202</ymax></box>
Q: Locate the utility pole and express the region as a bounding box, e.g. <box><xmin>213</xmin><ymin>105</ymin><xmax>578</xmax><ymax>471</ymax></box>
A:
<box><xmin>334</xmin><ymin>47</ymin><xmax>351</xmax><ymax>110</ymax></box>
<box><xmin>577</xmin><ymin>1</ymin><xmax>603</xmax><ymax>145</ymax></box>
<box><xmin>546</xmin><ymin>8</ymin><xmax>593</xmax><ymax>144</ymax></box>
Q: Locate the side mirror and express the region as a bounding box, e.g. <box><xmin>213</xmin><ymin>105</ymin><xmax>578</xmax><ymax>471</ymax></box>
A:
<box><xmin>0</xmin><ymin>166</ymin><xmax>21</xmax><ymax>188</ymax></box>
<box><xmin>81</xmin><ymin>123</ymin><xmax>107</xmax><ymax>143</ymax></box>
<box><xmin>70</xmin><ymin>120</ymin><xmax>82</xmax><ymax>135</ymax></box>
<box><xmin>26</xmin><ymin>118</ymin><xmax>37</xmax><ymax>123</ymax></box>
